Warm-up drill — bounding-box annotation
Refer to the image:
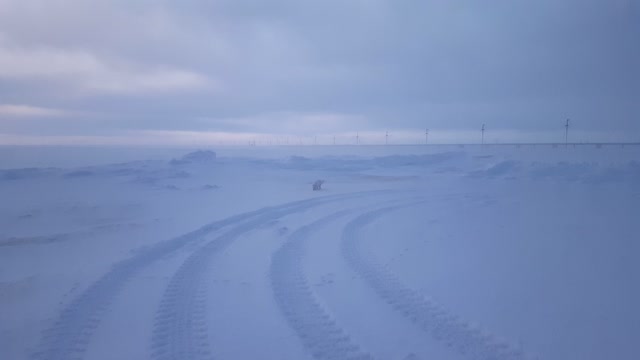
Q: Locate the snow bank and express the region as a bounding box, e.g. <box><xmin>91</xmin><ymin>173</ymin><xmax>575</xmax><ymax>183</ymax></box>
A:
<box><xmin>170</xmin><ymin>150</ymin><xmax>216</xmax><ymax>166</ymax></box>
<box><xmin>473</xmin><ymin>159</ymin><xmax>640</xmax><ymax>183</ymax></box>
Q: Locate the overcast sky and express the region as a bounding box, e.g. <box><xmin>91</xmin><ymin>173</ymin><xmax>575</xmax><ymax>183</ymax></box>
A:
<box><xmin>0</xmin><ymin>0</ymin><xmax>638</xmax><ymax>145</ymax></box>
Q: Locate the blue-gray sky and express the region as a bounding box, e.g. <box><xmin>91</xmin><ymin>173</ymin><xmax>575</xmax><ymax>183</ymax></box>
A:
<box><xmin>0</xmin><ymin>0</ymin><xmax>638</xmax><ymax>145</ymax></box>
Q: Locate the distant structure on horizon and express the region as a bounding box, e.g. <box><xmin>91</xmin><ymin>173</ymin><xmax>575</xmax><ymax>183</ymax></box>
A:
<box><xmin>253</xmin><ymin>120</ymin><xmax>639</xmax><ymax>146</ymax></box>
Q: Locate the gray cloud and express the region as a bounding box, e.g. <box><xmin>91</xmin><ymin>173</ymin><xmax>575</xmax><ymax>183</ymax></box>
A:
<box><xmin>0</xmin><ymin>0</ymin><xmax>638</xmax><ymax>144</ymax></box>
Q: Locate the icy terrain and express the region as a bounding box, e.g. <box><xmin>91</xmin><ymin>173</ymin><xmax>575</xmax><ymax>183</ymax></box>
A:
<box><xmin>1</xmin><ymin>145</ymin><xmax>639</xmax><ymax>360</ymax></box>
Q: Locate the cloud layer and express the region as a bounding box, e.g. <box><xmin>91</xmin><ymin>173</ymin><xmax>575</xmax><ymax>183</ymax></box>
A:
<box><xmin>0</xmin><ymin>0</ymin><xmax>638</xmax><ymax>144</ymax></box>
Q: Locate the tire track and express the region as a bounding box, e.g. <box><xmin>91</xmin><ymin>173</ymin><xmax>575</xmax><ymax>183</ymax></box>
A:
<box><xmin>150</xmin><ymin>192</ymin><xmax>397</xmax><ymax>360</ymax></box>
<box><xmin>270</xmin><ymin>211</ymin><xmax>375</xmax><ymax>360</ymax></box>
<box><xmin>342</xmin><ymin>205</ymin><xmax>534</xmax><ymax>360</ymax></box>
<box><xmin>32</xmin><ymin>191</ymin><xmax>383</xmax><ymax>360</ymax></box>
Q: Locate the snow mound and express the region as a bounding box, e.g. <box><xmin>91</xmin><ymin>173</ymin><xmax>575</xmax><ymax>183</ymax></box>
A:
<box><xmin>1</xmin><ymin>168</ymin><xmax>56</xmax><ymax>181</ymax></box>
<box><xmin>170</xmin><ymin>150</ymin><xmax>216</xmax><ymax>165</ymax></box>
<box><xmin>472</xmin><ymin>160</ymin><xmax>640</xmax><ymax>183</ymax></box>
<box><xmin>485</xmin><ymin>160</ymin><xmax>520</xmax><ymax>177</ymax></box>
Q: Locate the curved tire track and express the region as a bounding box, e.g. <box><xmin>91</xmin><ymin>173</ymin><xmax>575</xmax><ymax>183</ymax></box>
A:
<box><xmin>270</xmin><ymin>211</ymin><xmax>375</xmax><ymax>360</ymax></box>
<box><xmin>150</xmin><ymin>192</ymin><xmax>397</xmax><ymax>360</ymax></box>
<box><xmin>150</xmin><ymin>200</ymin><xmax>359</xmax><ymax>360</ymax></box>
<box><xmin>342</xmin><ymin>205</ymin><xmax>534</xmax><ymax>360</ymax></box>
<box><xmin>32</xmin><ymin>191</ymin><xmax>383</xmax><ymax>360</ymax></box>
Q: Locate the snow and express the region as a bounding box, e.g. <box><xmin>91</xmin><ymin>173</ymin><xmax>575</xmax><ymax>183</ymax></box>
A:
<box><xmin>1</xmin><ymin>145</ymin><xmax>639</xmax><ymax>360</ymax></box>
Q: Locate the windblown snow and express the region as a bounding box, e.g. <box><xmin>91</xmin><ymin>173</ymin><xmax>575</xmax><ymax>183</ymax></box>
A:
<box><xmin>1</xmin><ymin>145</ymin><xmax>639</xmax><ymax>360</ymax></box>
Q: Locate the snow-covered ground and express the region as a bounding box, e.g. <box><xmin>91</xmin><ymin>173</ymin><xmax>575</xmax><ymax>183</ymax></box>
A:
<box><xmin>1</xmin><ymin>145</ymin><xmax>639</xmax><ymax>360</ymax></box>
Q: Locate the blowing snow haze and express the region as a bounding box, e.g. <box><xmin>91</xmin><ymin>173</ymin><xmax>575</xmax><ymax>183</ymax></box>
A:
<box><xmin>1</xmin><ymin>3</ymin><xmax>640</xmax><ymax>360</ymax></box>
<box><xmin>0</xmin><ymin>0</ymin><xmax>638</xmax><ymax>145</ymax></box>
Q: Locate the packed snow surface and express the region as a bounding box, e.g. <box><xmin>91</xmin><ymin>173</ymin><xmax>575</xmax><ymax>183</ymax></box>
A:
<box><xmin>1</xmin><ymin>145</ymin><xmax>639</xmax><ymax>360</ymax></box>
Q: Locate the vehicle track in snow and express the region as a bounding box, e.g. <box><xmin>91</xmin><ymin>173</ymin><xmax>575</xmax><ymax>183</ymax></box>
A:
<box><xmin>271</xmin><ymin>211</ymin><xmax>375</xmax><ymax>360</ymax></box>
<box><xmin>342</xmin><ymin>205</ymin><xmax>534</xmax><ymax>360</ymax></box>
<box><xmin>150</xmin><ymin>200</ymin><xmax>370</xmax><ymax>360</ymax></box>
<box><xmin>31</xmin><ymin>191</ymin><xmax>383</xmax><ymax>360</ymax></box>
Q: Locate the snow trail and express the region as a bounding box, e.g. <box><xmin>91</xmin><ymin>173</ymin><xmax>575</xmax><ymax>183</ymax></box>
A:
<box><xmin>271</xmin><ymin>211</ymin><xmax>375</xmax><ymax>360</ymax></box>
<box><xmin>151</xmin><ymin>199</ymin><xmax>372</xmax><ymax>360</ymax></box>
<box><xmin>31</xmin><ymin>192</ymin><xmax>383</xmax><ymax>360</ymax></box>
<box><xmin>342</xmin><ymin>204</ymin><xmax>534</xmax><ymax>360</ymax></box>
